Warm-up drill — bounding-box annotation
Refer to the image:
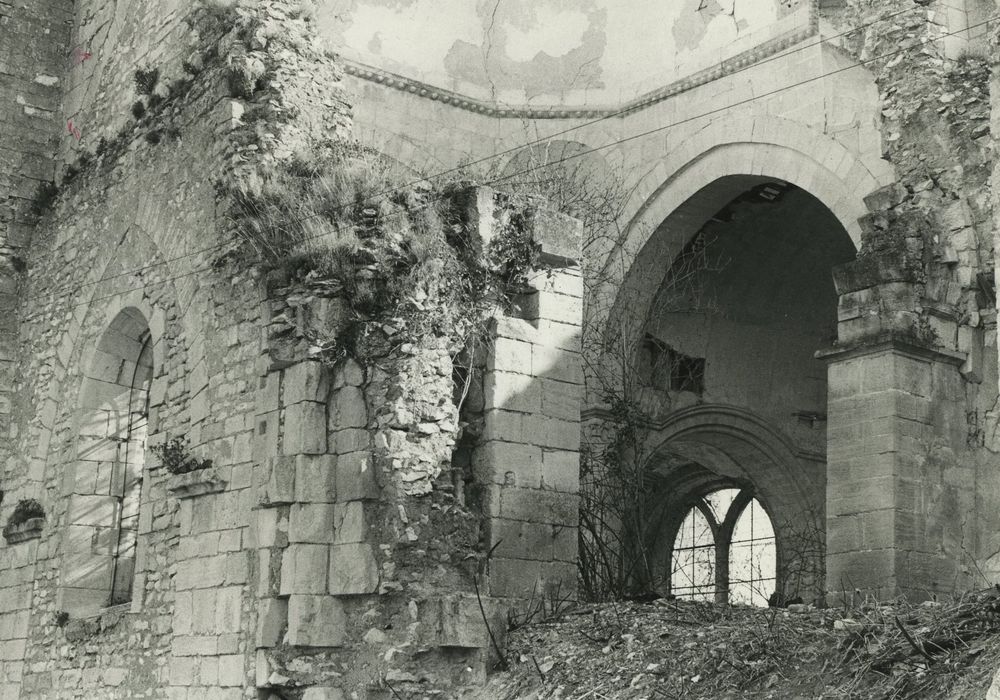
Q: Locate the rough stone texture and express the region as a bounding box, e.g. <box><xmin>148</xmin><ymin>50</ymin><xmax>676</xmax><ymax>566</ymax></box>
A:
<box><xmin>250</xmin><ymin>188</ymin><xmax>582</xmax><ymax>697</ymax></box>
<box><xmin>6</xmin><ymin>0</ymin><xmax>1000</xmax><ymax>696</ymax></box>
<box><xmin>0</xmin><ymin>2</ymin><xmax>355</xmax><ymax>698</ymax></box>
<box><xmin>335</xmin><ymin>0</ymin><xmax>1000</xmax><ymax>606</ymax></box>
<box><xmin>0</xmin><ymin>0</ymin><xmax>73</xmax><ymax>556</ymax></box>
<box><xmin>820</xmin><ymin>0</ymin><xmax>998</xmax><ymax>600</ymax></box>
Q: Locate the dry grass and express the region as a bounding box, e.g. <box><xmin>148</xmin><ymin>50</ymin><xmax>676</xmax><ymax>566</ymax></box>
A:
<box><xmin>223</xmin><ymin>140</ymin><xmax>542</xmax><ymax>363</ymax></box>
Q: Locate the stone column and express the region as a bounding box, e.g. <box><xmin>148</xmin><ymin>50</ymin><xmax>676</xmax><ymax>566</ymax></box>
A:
<box><xmin>821</xmin><ymin>167</ymin><xmax>983</xmax><ymax>601</ymax></box>
<box><xmin>252</xmin><ymin>358</ymin><xmax>343</xmax><ymax>680</ymax></box>
<box><xmin>822</xmin><ymin>339</ymin><xmax>970</xmax><ymax>600</ymax></box>
<box><xmin>474</xmin><ymin>198</ymin><xmax>584</xmax><ymax>601</ymax></box>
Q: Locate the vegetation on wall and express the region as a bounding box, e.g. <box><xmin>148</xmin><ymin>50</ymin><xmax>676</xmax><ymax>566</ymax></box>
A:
<box><xmin>221</xmin><ymin>142</ymin><xmax>541</xmax><ymax>363</ymax></box>
<box><xmin>7</xmin><ymin>498</ymin><xmax>44</xmax><ymax>527</ymax></box>
<box><xmin>150</xmin><ymin>437</ymin><xmax>213</xmax><ymax>475</ymax></box>
<box><xmin>27</xmin><ymin>2</ymin><xmax>238</xmax><ymax>220</ymax></box>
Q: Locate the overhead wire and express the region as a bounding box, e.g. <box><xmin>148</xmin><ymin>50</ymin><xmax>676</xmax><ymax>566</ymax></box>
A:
<box><xmin>43</xmin><ymin>4</ymin><xmax>921</xmax><ymax>301</ymax></box>
<box><xmin>32</xmin><ymin>11</ymin><xmax>995</xmax><ymax>315</ymax></box>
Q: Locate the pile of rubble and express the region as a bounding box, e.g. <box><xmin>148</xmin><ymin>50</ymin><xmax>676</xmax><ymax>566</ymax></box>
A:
<box><xmin>479</xmin><ymin>588</ymin><xmax>1000</xmax><ymax>699</ymax></box>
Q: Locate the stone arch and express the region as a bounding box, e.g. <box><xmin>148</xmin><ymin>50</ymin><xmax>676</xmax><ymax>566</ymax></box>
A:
<box><xmin>589</xmin><ymin>125</ymin><xmax>876</xmax><ymax>602</ymax></box>
<box><xmin>644</xmin><ymin>405</ymin><xmax>825</xmax><ymax>602</ymax></box>
<box><xmin>33</xmin><ymin>228</ymin><xmax>192</xmax><ymax>487</ymax></box>
<box><xmin>57</xmin><ymin>307</ymin><xmax>155</xmax><ymax>616</ymax></box>
<box><xmin>625</xmin><ymin>115</ymin><xmax>893</xmax><ymax>245</ymax></box>
<box><xmin>591</xmin><ymin>115</ymin><xmax>895</xmax><ymax>343</ymax></box>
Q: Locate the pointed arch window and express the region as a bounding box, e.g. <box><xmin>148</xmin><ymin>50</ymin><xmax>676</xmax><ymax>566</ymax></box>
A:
<box><xmin>670</xmin><ymin>487</ymin><xmax>776</xmax><ymax>606</ymax></box>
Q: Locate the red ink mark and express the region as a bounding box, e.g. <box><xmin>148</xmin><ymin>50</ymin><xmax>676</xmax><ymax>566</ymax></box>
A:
<box><xmin>70</xmin><ymin>47</ymin><xmax>92</xmax><ymax>66</ymax></box>
<box><xmin>66</xmin><ymin>119</ymin><xmax>82</xmax><ymax>141</ymax></box>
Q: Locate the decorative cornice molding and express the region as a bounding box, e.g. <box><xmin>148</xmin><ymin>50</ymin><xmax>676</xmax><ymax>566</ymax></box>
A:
<box><xmin>341</xmin><ymin>5</ymin><xmax>820</xmax><ymax>120</ymax></box>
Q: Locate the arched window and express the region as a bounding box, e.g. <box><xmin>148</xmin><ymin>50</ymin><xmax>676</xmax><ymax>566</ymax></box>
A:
<box><xmin>60</xmin><ymin>309</ymin><xmax>153</xmax><ymax>615</ymax></box>
<box><xmin>670</xmin><ymin>487</ymin><xmax>776</xmax><ymax>606</ymax></box>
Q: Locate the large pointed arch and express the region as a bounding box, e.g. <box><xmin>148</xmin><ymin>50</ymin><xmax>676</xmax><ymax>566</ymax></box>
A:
<box><xmin>589</xmin><ymin>115</ymin><xmax>895</xmax><ymax>354</ymax></box>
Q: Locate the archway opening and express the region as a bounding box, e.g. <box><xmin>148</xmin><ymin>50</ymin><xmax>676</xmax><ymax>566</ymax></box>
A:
<box><xmin>630</xmin><ymin>175</ymin><xmax>853</xmax><ymax>605</ymax></box>
<box><xmin>637</xmin><ymin>178</ymin><xmax>854</xmax><ymax>426</ymax></box>
<box><xmin>60</xmin><ymin>308</ymin><xmax>153</xmax><ymax>615</ymax></box>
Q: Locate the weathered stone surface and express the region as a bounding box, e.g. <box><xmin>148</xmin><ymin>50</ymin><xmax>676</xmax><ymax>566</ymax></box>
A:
<box><xmin>8</xmin><ymin>0</ymin><xmax>996</xmax><ymax>695</ymax></box>
<box><xmin>328</xmin><ymin>543</ymin><xmax>378</xmax><ymax>595</ymax></box>
<box><xmin>302</xmin><ymin>687</ymin><xmax>347</xmax><ymax>700</ymax></box>
<box><xmin>166</xmin><ymin>467</ymin><xmax>229</xmax><ymax>499</ymax></box>
<box><xmin>1</xmin><ymin>518</ymin><xmax>44</xmax><ymax>545</ymax></box>
<box><xmin>280</xmin><ymin>544</ymin><xmax>329</xmax><ymax>595</ymax></box>
<box><xmin>289</xmin><ymin>503</ymin><xmax>335</xmax><ymax>544</ymax></box>
<box><xmin>284</xmin><ymin>361</ymin><xmax>329</xmax><ymax>405</ymax></box>
<box><xmin>286</xmin><ymin>596</ymin><xmax>346</xmax><ymax>648</ymax></box>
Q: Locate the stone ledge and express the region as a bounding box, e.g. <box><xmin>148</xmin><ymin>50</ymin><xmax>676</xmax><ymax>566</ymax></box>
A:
<box><xmin>167</xmin><ymin>466</ymin><xmax>229</xmax><ymax>499</ymax></box>
<box><xmin>2</xmin><ymin>517</ymin><xmax>44</xmax><ymax>544</ymax></box>
<box><xmin>62</xmin><ymin>604</ymin><xmax>131</xmax><ymax>642</ymax></box>
<box><xmin>816</xmin><ymin>334</ymin><xmax>967</xmax><ymax>367</ymax></box>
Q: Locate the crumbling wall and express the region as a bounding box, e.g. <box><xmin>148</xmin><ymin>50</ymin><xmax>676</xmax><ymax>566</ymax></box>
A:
<box><xmin>0</xmin><ymin>0</ymin><xmax>73</xmax><ymax>529</ymax></box>
<box><xmin>1</xmin><ymin>98</ymin><xmax>214</xmax><ymax>700</ymax></box>
<box><xmin>0</xmin><ymin>1</ymin><xmax>347</xmax><ymax>697</ymax></box>
<box><xmin>2</xmin><ymin>2</ymin><xmax>584</xmax><ymax>698</ymax></box>
<box><xmin>250</xmin><ymin>187</ymin><xmax>583</xmax><ymax>698</ymax></box>
<box><xmin>823</xmin><ymin>0</ymin><xmax>998</xmax><ymax>599</ymax></box>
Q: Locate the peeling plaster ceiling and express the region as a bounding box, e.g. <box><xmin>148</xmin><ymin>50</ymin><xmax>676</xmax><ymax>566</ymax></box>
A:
<box><xmin>317</xmin><ymin>0</ymin><xmax>810</xmax><ymax>107</ymax></box>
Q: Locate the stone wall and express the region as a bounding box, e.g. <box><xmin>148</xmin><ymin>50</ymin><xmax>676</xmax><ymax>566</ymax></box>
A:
<box><xmin>249</xmin><ymin>187</ymin><xmax>583</xmax><ymax>697</ymax></box>
<box><xmin>0</xmin><ymin>3</ymin><xmax>318</xmax><ymax>697</ymax></box>
<box><xmin>821</xmin><ymin>0</ymin><xmax>998</xmax><ymax>599</ymax></box>
<box><xmin>0</xmin><ymin>3</ymin><xmax>584</xmax><ymax>697</ymax></box>
<box><xmin>0</xmin><ymin>65</ymin><xmax>248</xmax><ymax>697</ymax></box>
<box><xmin>0</xmin><ymin>0</ymin><xmax>73</xmax><ymax>519</ymax></box>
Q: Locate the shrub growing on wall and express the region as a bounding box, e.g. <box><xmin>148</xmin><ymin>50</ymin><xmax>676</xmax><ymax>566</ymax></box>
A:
<box><xmin>7</xmin><ymin>499</ymin><xmax>44</xmax><ymax>527</ymax></box>
<box><xmin>221</xmin><ymin>142</ymin><xmax>541</xmax><ymax>363</ymax></box>
<box><xmin>151</xmin><ymin>437</ymin><xmax>213</xmax><ymax>475</ymax></box>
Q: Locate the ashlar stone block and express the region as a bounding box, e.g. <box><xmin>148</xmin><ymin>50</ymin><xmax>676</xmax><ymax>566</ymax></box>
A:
<box><xmin>256</xmin><ymin>598</ymin><xmax>287</xmax><ymax>648</ymax></box>
<box><xmin>303</xmin><ymin>687</ymin><xmax>347</xmax><ymax>700</ymax></box>
<box><xmin>257</xmin><ymin>456</ymin><xmax>295</xmax><ymax>507</ymax></box>
<box><xmin>487</xmin><ymin>337</ymin><xmax>533</xmax><ymax>375</ymax></box>
<box><xmin>333</xmin><ymin>386</ymin><xmax>367</xmax><ymax>429</ymax></box>
<box><xmin>336</xmin><ymin>452</ymin><xmax>379</xmax><ymax>501</ymax></box>
<box><xmin>279</xmin><ymin>544</ymin><xmax>328</xmax><ymax>595</ymax></box>
<box><xmin>328</xmin><ymin>543</ymin><xmax>378</xmax><ymax>595</ymax></box>
<box><xmin>286</xmin><ymin>595</ymin><xmax>346</xmax><ymax>647</ymax></box>
<box><xmin>289</xmin><ymin>503</ymin><xmax>335</xmax><ymax>544</ymax></box>
<box><xmin>294</xmin><ymin>454</ymin><xmax>337</xmax><ymax>503</ymax></box>
<box><xmin>472</xmin><ymin>441</ymin><xmax>542</xmax><ymax>488</ymax></box>
<box><xmin>332</xmin><ymin>501</ymin><xmax>367</xmax><ymax>544</ymax></box>
<box><xmin>283</xmin><ymin>402</ymin><xmax>327</xmax><ymax>455</ymax></box>
<box><xmin>484</xmin><ymin>370</ymin><xmax>541</xmax><ymax>413</ymax></box>
<box><xmin>284</xmin><ymin>361</ymin><xmax>329</xmax><ymax>405</ymax></box>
